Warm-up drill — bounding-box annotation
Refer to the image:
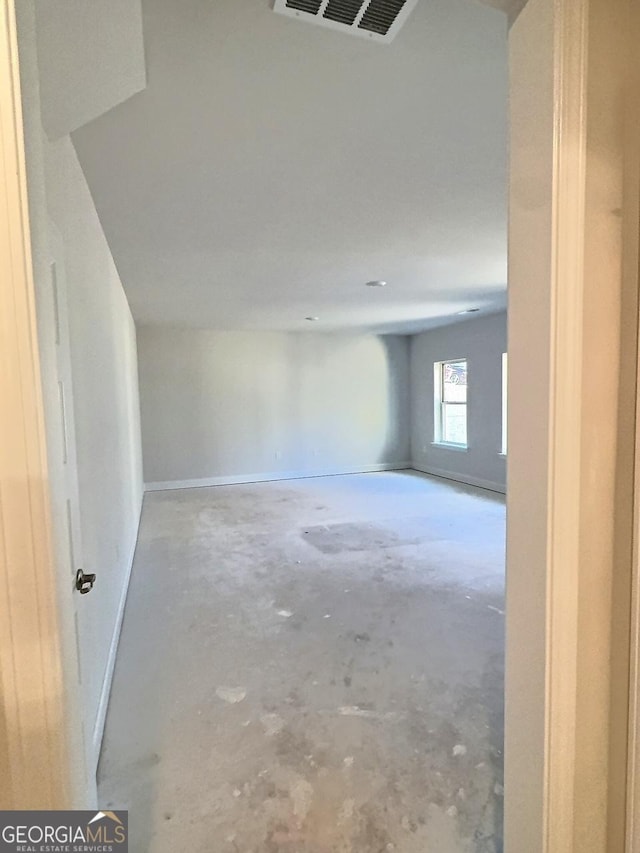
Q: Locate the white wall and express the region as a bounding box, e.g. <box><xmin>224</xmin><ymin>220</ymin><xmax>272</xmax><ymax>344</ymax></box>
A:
<box><xmin>44</xmin><ymin>136</ymin><xmax>144</xmax><ymax>581</ymax></box>
<box><xmin>504</xmin><ymin>2</ymin><xmax>552</xmax><ymax>843</ymax></box>
<box><xmin>410</xmin><ymin>311</ymin><xmax>507</xmax><ymax>493</ymax></box>
<box><xmin>42</xmin><ymin>137</ymin><xmax>144</xmax><ymax>759</ymax></box>
<box><xmin>138</xmin><ymin>329</ymin><xmax>410</xmax><ymax>487</ymax></box>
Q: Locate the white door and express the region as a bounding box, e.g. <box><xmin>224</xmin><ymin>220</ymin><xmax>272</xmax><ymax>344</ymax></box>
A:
<box><xmin>48</xmin><ymin>224</ymin><xmax>101</xmax><ymax>777</ymax></box>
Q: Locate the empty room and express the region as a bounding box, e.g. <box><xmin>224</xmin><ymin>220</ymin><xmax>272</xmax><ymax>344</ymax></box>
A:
<box><xmin>6</xmin><ymin>0</ymin><xmax>640</xmax><ymax>847</ymax></box>
<box><xmin>122</xmin><ymin>316</ymin><xmax>508</xmax><ymax>850</ymax></box>
<box><xmin>8</xmin><ymin>0</ymin><xmax>511</xmax><ymax>849</ymax></box>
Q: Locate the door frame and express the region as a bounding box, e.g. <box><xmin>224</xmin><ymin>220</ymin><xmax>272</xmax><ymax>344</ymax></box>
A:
<box><xmin>624</xmin><ymin>0</ymin><xmax>640</xmax><ymax>845</ymax></box>
<box><xmin>506</xmin><ymin>0</ymin><xmax>640</xmax><ymax>849</ymax></box>
<box><xmin>2</xmin><ymin>0</ymin><xmax>640</xmax><ymax>842</ymax></box>
<box><xmin>0</xmin><ymin>0</ymin><xmax>71</xmax><ymax>807</ymax></box>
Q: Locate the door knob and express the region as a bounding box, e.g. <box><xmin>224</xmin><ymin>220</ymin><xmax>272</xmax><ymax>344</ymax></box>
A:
<box><xmin>75</xmin><ymin>569</ymin><xmax>96</xmax><ymax>594</ymax></box>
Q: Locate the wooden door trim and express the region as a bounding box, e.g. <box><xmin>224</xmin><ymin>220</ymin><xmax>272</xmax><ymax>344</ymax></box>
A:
<box><xmin>506</xmin><ymin>0</ymin><xmax>639</xmax><ymax>848</ymax></box>
<box><xmin>0</xmin><ymin>0</ymin><xmax>71</xmax><ymax>808</ymax></box>
<box><xmin>625</xmin><ymin>0</ymin><xmax>640</xmax><ymax>841</ymax></box>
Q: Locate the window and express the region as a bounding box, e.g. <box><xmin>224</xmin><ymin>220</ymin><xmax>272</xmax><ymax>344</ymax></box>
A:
<box><xmin>434</xmin><ymin>359</ymin><xmax>468</xmax><ymax>447</ymax></box>
<box><xmin>501</xmin><ymin>352</ymin><xmax>508</xmax><ymax>455</ymax></box>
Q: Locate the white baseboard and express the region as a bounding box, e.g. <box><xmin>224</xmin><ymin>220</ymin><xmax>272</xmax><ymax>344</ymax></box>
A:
<box><xmin>145</xmin><ymin>462</ymin><xmax>412</xmax><ymax>492</ymax></box>
<box><xmin>410</xmin><ymin>464</ymin><xmax>506</xmax><ymax>495</ymax></box>
<box><xmin>91</xmin><ymin>499</ymin><xmax>142</xmax><ymax>763</ymax></box>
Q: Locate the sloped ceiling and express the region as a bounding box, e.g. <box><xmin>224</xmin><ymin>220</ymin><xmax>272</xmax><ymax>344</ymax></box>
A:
<box><xmin>70</xmin><ymin>0</ymin><xmax>508</xmax><ymax>333</ymax></box>
<box><xmin>34</xmin><ymin>0</ymin><xmax>146</xmax><ymax>141</ymax></box>
<box><xmin>479</xmin><ymin>0</ymin><xmax>528</xmax><ymax>24</ymax></box>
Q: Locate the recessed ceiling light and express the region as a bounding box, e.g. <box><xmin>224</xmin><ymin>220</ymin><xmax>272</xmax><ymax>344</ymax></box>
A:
<box><xmin>457</xmin><ymin>308</ymin><xmax>480</xmax><ymax>315</ymax></box>
<box><xmin>305</xmin><ymin>316</ymin><xmax>319</xmax><ymax>321</ymax></box>
<box><xmin>365</xmin><ymin>280</ymin><xmax>387</xmax><ymax>287</ymax></box>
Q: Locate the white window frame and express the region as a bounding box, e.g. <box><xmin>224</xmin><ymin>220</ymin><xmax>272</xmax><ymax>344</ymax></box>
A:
<box><xmin>433</xmin><ymin>358</ymin><xmax>468</xmax><ymax>449</ymax></box>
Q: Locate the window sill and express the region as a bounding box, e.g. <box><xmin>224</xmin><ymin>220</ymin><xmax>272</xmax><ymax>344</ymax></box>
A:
<box><xmin>431</xmin><ymin>442</ymin><xmax>469</xmax><ymax>453</ymax></box>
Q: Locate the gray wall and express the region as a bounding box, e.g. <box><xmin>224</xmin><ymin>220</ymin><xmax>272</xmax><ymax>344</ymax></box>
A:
<box><xmin>410</xmin><ymin>312</ymin><xmax>507</xmax><ymax>492</ymax></box>
<box><xmin>138</xmin><ymin>329</ymin><xmax>410</xmax><ymax>487</ymax></box>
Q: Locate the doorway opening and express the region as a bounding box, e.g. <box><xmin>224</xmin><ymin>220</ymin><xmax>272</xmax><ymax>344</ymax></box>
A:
<box><xmin>10</xmin><ymin>0</ymin><xmax>638</xmax><ymax>848</ymax></box>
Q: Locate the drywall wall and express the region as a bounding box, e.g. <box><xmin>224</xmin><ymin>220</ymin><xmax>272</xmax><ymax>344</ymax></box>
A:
<box><xmin>410</xmin><ymin>311</ymin><xmax>507</xmax><ymax>492</ymax></box>
<box><xmin>504</xmin><ymin>4</ymin><xmax>551</xmax><ymax>845</ymax></box>
<box><xmin>138</xmin><ymin>329</ymin><xmax>410</xmax><ymax>487</ymax></box>
<box><xmin>17</xmin><ymin>0</ymin><xmax>144</xmax><ymax>784</ymax></box>
<box><xmin>42</xmin><ymin>136</ymin><xmax>144</xmax><ymax>764</ymax></box>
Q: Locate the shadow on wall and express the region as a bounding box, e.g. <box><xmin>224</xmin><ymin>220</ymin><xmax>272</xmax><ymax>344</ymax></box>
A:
<box><xmin>234</xmin><ymin>332</ymin><xmax>409</xmax><ymax>473</ymax></box>
<box><xmin>380</xmin><ymin>334</ymin><xmax>411</xmax><ymax>466</ymax></box>
<box><xmin>280</xmin><ymin>334</ymin><xmax>403</xmax><ymax>470</ymax></box>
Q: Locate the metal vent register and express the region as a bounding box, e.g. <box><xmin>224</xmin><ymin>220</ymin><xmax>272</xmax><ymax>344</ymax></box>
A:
<box><xmin>273</xmin><ymin>0</ymin><xmax>419</xmax><ymax>43</ymax></box>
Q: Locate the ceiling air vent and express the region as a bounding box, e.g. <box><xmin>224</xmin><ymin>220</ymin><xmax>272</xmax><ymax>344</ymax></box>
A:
<box><xmin>273</xmin><ymin>0</ymin><xmax>419</xmax><ymax>43</ymax></box>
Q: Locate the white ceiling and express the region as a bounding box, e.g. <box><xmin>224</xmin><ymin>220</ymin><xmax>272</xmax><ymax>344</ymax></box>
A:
<box><xmin>70</xmin><ymin>0</ymin><xmax>508</xmax><ymax>333</ymax></box>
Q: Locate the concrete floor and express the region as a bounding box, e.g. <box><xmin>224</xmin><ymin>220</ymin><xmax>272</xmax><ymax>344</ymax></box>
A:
<box><xmin>99</xmin><ymin>471</ymin><xmax>505</xmax><ymax>853</ymax></box>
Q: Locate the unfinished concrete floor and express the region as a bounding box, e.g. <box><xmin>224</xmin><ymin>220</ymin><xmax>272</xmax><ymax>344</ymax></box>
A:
<box><xmin>99</xmin><ymin>471</ymin><xmax>505</xmax><ymax>852</ymax></box>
